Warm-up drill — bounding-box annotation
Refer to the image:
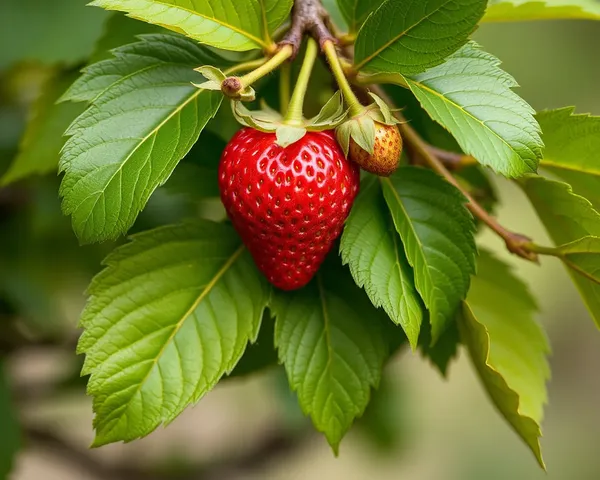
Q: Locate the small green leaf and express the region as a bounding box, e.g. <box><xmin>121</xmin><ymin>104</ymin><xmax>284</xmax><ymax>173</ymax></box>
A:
<box><xmin>459</xmin><ymin>250</ymin><xmax>549</xmax><ymax>469</ymax></box>
<box><xmin>78</xmin><ymin>220</ymin><xmax>270</xmax><ymax>446</ymax></box>
<box><xmin>381</xmin><ymin>167</ymin><xmax>476</xmax><ymax>341</ymax></box>
<box><xmin>272</xmin><ymin>258</ymin><xmax>388</xmax><ymax>451</ymax></box>
<box><xmin>0</xmin><ymin>362</ymin><xmax>21</xmax><ymax>479</ymax></box>
<box><xmin>60</xmin><ymin>35</ymin><xmax>224</xmax><ymax>243</ymax></box>
<box><xmin>402</xmin><ymin>42</ymin><xmax>543</xmax><ymax>178</ymax></box>
<box><xmin>90</xmin><ymin>0</ymin><xmax>292</xmax><ymax>51</ymax></box>
<box><xmin>537</xmin><ymin>107</ymin><xmax>600</xmax><ymax>209</ymax></box>
<box><xmin>340</xmin><ymin>175</ymin><xmax>423</xmax><ymax>349</ymax></box>
<box><xmin>554</xmin><ymin>236</ymin><xmax>600</xmax><ymax>286</ymax></box>
<box><xmin>522</xmin><ymin>176</ymin><xmax>600</xmax><ymax>326</ymax></box>
<box><xmin>1</xmin><ymin>70</ymin><xmax>85</xmax><ymax>186</ymax></box>
<box><xmin>337</xmin><ymin>0</ymin><xmax>386</xmax><ymax>33</ymax></box>
<box><xmin>484</xmin><ymin>0</ymin><xmax>600</xmax><ymax>22</ymax></box>
<box><xmin>354</xmin><ymin>0</ymin><xmax>487</xmax><ymax>75</ymax></box>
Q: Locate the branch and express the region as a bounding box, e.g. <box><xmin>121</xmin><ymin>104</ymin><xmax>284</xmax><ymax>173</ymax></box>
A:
<box><xmin>280</xmin><ymin>0</ymin><xmax>335</xmax><ymax>54</ymax></box>
<box><xmin>369</xmin><ymin>85</ymin><xmax>539</xmax><ymax>263</ymax></box>
<box><xmin>25</xmin><ymin>424</ymin><xmax>310</xmax><ymax>480</ymax></box>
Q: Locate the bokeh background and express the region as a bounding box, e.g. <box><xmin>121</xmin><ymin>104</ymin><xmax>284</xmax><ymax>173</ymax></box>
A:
<box><xmin>1</xmin><ymin>1</ymin><xmax>600</xmax><ymax>479</ymax></box>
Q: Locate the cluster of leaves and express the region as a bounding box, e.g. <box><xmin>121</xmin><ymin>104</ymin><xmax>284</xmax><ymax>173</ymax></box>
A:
<box><xmin>2</xmin><ymin>0</ymin><xmax>600</xmax><ymax>469</ymax></box>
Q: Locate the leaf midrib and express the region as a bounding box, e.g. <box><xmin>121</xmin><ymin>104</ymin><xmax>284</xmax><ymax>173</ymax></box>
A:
<box><xmin>101</xmin><ymin>244</ymin><xmax>245</xmax><ymax>428</ymax></box>
<box><xmin>541</xmin><ymin>159</ymin><xmax>600</xmax><ymax>177</ymax></box>
<box><xmin>354</xmin><ymin>0</ymin><xmax>455</xmax><ymax>71</ymax></box>
<box><xmin>76</xmin><ymin>83</ymin><xmax>210</xmax><ymax>227</ymax></box>
<box><xmin>408</xmin><ymin>77</ymin><xmax>531</xmax><ymax>164</ymax></box>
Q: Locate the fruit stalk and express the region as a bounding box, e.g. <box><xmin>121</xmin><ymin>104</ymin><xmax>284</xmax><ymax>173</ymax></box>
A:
<box><xmin>322</xmin><ymin>40</ymin><xmax>364</xmax><ymax>117</ymax></box>
<box><xmin>283</xmin><ymin>37</ymin><xmax>319</xmax><ymax>125</ymax></box>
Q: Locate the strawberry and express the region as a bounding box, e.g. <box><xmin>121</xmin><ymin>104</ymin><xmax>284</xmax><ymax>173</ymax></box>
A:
<box><xmin>348</xmin><ymin>123</ymin><xmax>402</xmax><ymax>177</ymax></box>
<box><xmin>219</xmin><ymin>128</ymin><xmax>360</xmax><ymax>290</ymax></box>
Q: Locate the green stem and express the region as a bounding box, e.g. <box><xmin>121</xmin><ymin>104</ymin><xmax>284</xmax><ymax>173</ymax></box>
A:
<box><xmin>224</xmin><ymin>57</ymin><xmax>268</xmax><ymax>76</ymax></box>
<box><xmin>283</xmin><ymin>38</ymin><xmax>318</xmax><ymax>125</ymax></box>
<box><xmin>279</xmin><ymin>62</ymin><xmax>291</xmax><ymax>114</ymax></box>
<box><xmin>525</xmin><ymin>243</ymin><xmax>562</xmax><ymax>257</ymax></box>
<box><xmin>323</xmin><ymin>40</ymin><xmax>364</xmax><ymax>117</ymax></box>
<box><xmin>238</xmin><ymin>44</ymin><xmax>293</xmax><ymax>88</ymax></box>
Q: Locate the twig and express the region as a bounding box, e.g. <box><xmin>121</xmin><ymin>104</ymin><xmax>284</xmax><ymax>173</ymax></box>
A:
<box><xmin>425</xmin><ymin>146</ymin><xmax>478</xmax><ymax>171</ymax></box>
<box><xmin>280</xmin><ymin>0</ymin><xmax>335</xmax><ymax>54</ymax></box>
<box><xmin>369</xmin><ymin>85</ymin><xmax>539</xmax><ymax>263</ymax></box>
<box><xmin>25</xmin><ymin>424</ymin><xmax>310</xmax><ymax>480</ymax></box>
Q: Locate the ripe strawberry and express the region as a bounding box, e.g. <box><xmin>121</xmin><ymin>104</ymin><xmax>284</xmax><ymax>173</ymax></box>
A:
<box><xmin>219</xmin><ymin>128</ymin><xmax>360</xmax><ymax>290</ymax></box>
<box><xmin>349</xmin><ymin>123</ymin><xmax>402</xmax><ymax>176</ymax></box>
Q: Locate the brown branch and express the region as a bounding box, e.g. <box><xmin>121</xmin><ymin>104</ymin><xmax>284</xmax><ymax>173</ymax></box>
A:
<box><xmin>425</xmin><ymin>146</ymin><xmax>478</xmax><ymax>171</ymax></box>
<box><xmin>369</xmin><ymin>85</ymin><xmax>539</xmax><ymax>263</ymax></box>
<box><xmin>25</xmin><ymin>424</ymin><xmax>311</xmax><ymax>480</ymax></box>
<box><xmin>280</xmin><ymin>0</ymin><xmax>335</xmax><ymax>54</ymax></box>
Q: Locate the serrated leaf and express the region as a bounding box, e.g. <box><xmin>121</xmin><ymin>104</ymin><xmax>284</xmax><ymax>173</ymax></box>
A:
<box><xmin>459</xmin><ymin>250</ymin><xmax>549</xmax><ymax>468</ymax></box>
<box><xmin>90</xmin><ymin>0</ymin><xmax>292</xmax><ymax>51</ymax></box>
<box><xmin>484</xmin><ymin>0</ymin><xmax>600</xmax><ymax>22</ymax></box>
<box><xmin>272</xmin><ymin>259</ymin><xmax>388</xmax><ymax>451</ymax></box>
<box><xmin>0</xmin><ymin>362</ymin><xmax>21</xmax><ymax>479</ymax></box>
<box><xmin>59</xmin><ymin>35</ymin><xmax>224</xmax><ymax>243</ymax></box>
<box><xmin>381</xmin><ymin>166</ymin><xmax>476</xmax><ymax>341</ymax></box>
<box><xmin>78</xmin><ymin>220</ymin><xmax>269</xmax><ymax>446</ymax></box>
<box><xmin>554</xmin><ymin>236</ymin><xmax>600</xmax><ymax>286</ymax></box>
<box><xmin>1</xmin><ymin>70</ymin><xmax>85</xmax><ymax>186</ymax></box>
<box><xmin>62</xmin><ymin>33</ymin><xmax>230</xmax><ymax>104</ymax></box>
<box><xmin>522</xmin><ymin>176</ymin><xmax>600</xmax><ymax>327</ymax></box>
<box><xmin>340</xmin><ymin>175</ymin><xmax>423</xmax><ymax>349</ymax></box>
<box><xmin>90</xmin><ymin>12</ymin><xmax>164</xmax><ymax>63</ymax></box>
<box><xmin>337</xmin><ymin>0</ymin><xmax>386</xmax><ymax>33</ymax></box>
<box><xmin>353</xmin><ymin>0</ymin><xmax>487</xmax><ymax>76</ymax></box>
<box><xmin>536</xmin><ymin>107</ymin><xmax>600</xmax><ymax>209</ymax></box>
<box><xmin>401</xmin><ymin>42</ymin><xmax>543</xmax><ymax>177</ymax></box>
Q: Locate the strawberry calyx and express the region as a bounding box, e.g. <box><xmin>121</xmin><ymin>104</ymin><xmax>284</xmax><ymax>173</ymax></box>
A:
<box><xmin>231</xmin><ymin>90</ymin><xmax>348</xmax><ymax>147</ymax></box>
<box><xmin>335</xmin><ymin>93</ymin><xmax>401</xmax><ymax>157</ymax></box>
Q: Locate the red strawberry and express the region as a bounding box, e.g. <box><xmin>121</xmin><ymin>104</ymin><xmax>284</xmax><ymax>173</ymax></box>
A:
<box><xmin>219</xmin><ymin>128</ymin><xmax>360</xmax><ymax>290</ymax></box>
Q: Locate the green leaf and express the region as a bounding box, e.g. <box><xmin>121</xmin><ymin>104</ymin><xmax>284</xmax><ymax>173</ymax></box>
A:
<box><xmin>1</xmin><ymin>70</ymin><xmax>85</xmax><ymax>186</ymax></box>
<box><xmin>90</xmin><ymin>13</ymin><xmax>165</xmax><ymax>63</ymax></box>
<box><xmin>340</xmin><ymin>175</ymin><xmax>423</xmax><ymax>349</ymax></box>
<box><xmin>522</xmin><ymin>176</ymin><xmax>600</xmax><ymax>327</ymax></box>
<box><xmin>402</xmin><ymin>42</ymin><xmax>543</xmax><ymax>177</ymax></box>
<box><xmin>0</xmin><ymin>362</ymin><xmax>21</xmax><ymax>479</ymax></box>
<box><xmin>337</xmin><ymin>0</ymin><xmax>386</xmax><ymax>34</ymax></box>
<box><xmin>537</xmin><ymin>107</ymin><xmax>600</xmax><ymax>209</ymax></box>
<box><xmin>61</xmin><ymin>33</ymin><xmax>230</xmax><ymax>104</ymax></box>
<box><xmin>554</xmin><ymin>236</ymin><xmax>600</xmax><ymax>286</ymax></box>
<box><xmin>90</xmin><ymin>0</ymin><xmax>292</xmax><ymax>51</ymax></box>
<box><xmin>381</xmin><ymin>167</ymin><xmax>476</xmax><ymax>341</ymax></box>
<box><xmin>484</xmin><ymin>0</ymin><xmax>600</xmax><ymax>22</ymax></box>
<box><xmin>418</xmin><ymin>318</ymin><xmax>460</xmax><ymax>377</ymax></box>
<box><xmin>59</xmin><ymin>35</ymin><xmax>224</xmax><ymax>243</ymax></box>
<box><xmin>272</xmin><ymin>258</ymin><xmax>388</xmax><ymax>451</ymax></box>
<box><xmin>459</xmin><ymin>250</ymin><xmax>549</xmax><ymax>468</ymax></box>
<box><xmin>78</xmin><ymin>220</ymin><xmax>270</xmax><ymax>446</ymax></box>
<box><xmin>0</xmin><ymin>0</ymin><xmax>108</xmax><ymax>69</ymax></box>
<box><xmin>353</xmin><ymin>0</ymin><xmax>487</xmax><ymax>75</ymax></box>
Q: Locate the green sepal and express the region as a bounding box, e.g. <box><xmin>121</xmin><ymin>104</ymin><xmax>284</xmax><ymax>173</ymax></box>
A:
<box><xmin>336</xmin><ymin>115</ymin><xmax>376</xmax><ymax>156</ymax></box>
<box><xmin>194</xmin><ymin>66</ymin><xmax>255</xmax><ymax>101</ymax></box>
<box><xmin>276</xmin><ymin>126</ymin><xmax>307</xmax><ymax>147</ymax></box>
<box><xmin>231</xmin><ymin>92</ymin><xmax>348</xmax><ymax>148</ymax></box>
<box><xmin>368</xmin><ymin>93</ymin><xmax>401</xmax><ymax>126</ymax></box>
<box><xmin>306</xmin><ymin>91</ymin><xmax>349</xmax><ymax>131</ymax></box>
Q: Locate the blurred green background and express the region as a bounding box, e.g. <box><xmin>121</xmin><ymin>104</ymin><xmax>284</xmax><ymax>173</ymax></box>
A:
<box><xmin>1</xmin><ymin>1</ymin><xmax>599</xmax><ymax>479</ymax></box>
